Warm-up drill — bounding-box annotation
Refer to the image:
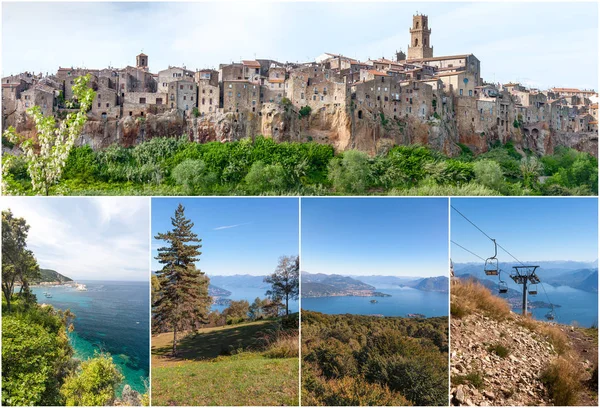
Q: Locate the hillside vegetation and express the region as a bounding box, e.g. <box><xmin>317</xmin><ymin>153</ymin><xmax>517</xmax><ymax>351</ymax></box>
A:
<box><xmin>152</xmin><ymin>316</ymin><xmax>299</xmax><ymax>406</ymax></box>
<box><xmin>3</xmin><ymin>136</ymin><xmax>597</xmax><ymax>196</ymax></box>
<box><xmin>302</xmin><ymin>310</ymin><xmax>448</xmax><ymax>406</ymax></box>
<box><xmin>33</xmin><ymin>269</ymin><xmax>73</xmax><ymax>284</ymax></box>
<box><xmin>451</xmin><ymin>279</ymin><xmax>598</xmax><ymax>406</ymax></box>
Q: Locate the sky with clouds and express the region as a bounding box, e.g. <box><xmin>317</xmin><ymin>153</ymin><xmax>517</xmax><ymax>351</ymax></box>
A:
<box><xmin>1</xmin><ymin>197</ymin><xmax>149</xmax><ymax>282</ymax></box>
<box><xmin>2</xmin><ymin>2</ymin><xmax>597</xmax><ymax>90</ymax></box>
<box><xmin>151</xmin><ymin>198</ymin><xmax>299</xmax><ymax>276</ymax></box>
<box><xmin>302</xmin><ymin>198</ymin><xmax>449</xmax><ymax>278</ymax></box>
<box><xmin>451</xmin><ymin>198</ymin><xmax>598</xmax><ymax>264</ymax></box>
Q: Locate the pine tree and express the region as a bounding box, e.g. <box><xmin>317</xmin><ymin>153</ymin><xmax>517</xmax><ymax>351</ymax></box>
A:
<box><xmin>153</xmin><ymin>204</ymin><xmax>211</xmax><ymax>355</ymax></box>
<box><xmin>264</xmin><ymin>255</ymin><xmax>299</xmax><ymax>316</ymax></box>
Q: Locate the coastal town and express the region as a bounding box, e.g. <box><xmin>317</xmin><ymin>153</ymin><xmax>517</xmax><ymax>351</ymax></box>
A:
<box><xmin>2</xmin><ymin>14</ymin><xmax>597</xmax><ymax>156</ymax></box>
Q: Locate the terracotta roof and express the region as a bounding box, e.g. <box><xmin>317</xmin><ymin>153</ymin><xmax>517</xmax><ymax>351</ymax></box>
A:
<box><xmin>589</xmin><ymin>121</ymin><xmax>598</xmax><ymax>124</ymax></box>
<box><xmin>551</xmin><ymin>87</ymin><xmax>596</xmax><ymax>94</ymax></box>
<box><xmin>366</xmin><ymin>70</ymin><xmax>390</xmax><ymax>77</ymax></box>
<box><xmin>242</xmin><ymin>60</ymin><xmax>261</xmax><ymax>68</ymax></box>
<box><xmin>404</xmin><ymin>54</ymin><xmax>473</xmax><ymax>63</ymax></box>
<box><xmin>503</xmin><ymin>82</ymin><xmax>520</xmax><ymax>87</ymax></box>
<box><xmin>137</xmin><ymin>53</ymin><xmax>148</xmax><ymax>57</ymax></box>
<box><xmin>268</xmin><ymin>78</ymin><xmax>285</xmax><ymax>83</ymax></box>
<box><xmin>590</xmin><ymin>103</ymin><xmax>598</xmax><ymax>108</ymax></box>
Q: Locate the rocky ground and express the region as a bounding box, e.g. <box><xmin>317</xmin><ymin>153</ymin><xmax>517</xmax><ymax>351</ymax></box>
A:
<box><xmin>451</xmin><ymin>311</ymin><xmax>598</xmax><ymax>406</ymax></box>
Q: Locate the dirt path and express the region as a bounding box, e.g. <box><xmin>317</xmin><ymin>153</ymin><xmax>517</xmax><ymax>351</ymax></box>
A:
<box><xmin>563</xmin><ymin>326</ymin><xmax>598</xmax><ymax>406</ymax></box>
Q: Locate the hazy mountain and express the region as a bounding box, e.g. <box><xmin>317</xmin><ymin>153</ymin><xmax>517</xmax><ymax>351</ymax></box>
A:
<box><xmin>407</xmin><ymin>276</ymin><xmax>449</xmax><ymax>293</ymax></box>
<box><xmin>545</xmin><ymin>269</ymin><xmax>598</xmax><ymax>293</ymax></box>
<box><xmin>33</xmin><ymin>269</ymin><xmax>73</xmax><ymax>284</ymax></box>
<box><xmin>349</xmin><ymin>275</ymin><xmax>422</xmax><ymax>289</ymax></box>
<box><xmin>207</xmin><ymin>274</ymin><xmax>269</xmax><ymax>290</ymax></box>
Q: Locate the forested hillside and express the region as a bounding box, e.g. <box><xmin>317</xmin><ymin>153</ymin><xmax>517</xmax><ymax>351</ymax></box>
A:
<box><xmin>302</xmin><ymin>310</ymin><xmax>448</xmax><ymax>406</ymax></box>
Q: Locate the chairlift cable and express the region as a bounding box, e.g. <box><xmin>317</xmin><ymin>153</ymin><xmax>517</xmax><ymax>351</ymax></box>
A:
<box><xmin>450</xmin><ymin>240</ymin><xmax>486</xmax><ymax>261</ymax></box>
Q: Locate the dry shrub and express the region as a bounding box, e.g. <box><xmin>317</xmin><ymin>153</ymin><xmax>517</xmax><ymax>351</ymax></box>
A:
<box><xmin>262</xmin><ymin>330</ymin><xmax>299</xmax><ymax>359</ymax></box>
<box><xmin>519</xmin><ymin>318</ymin><xmax>569</xmax><ymax>356</ymax></box>
<box><xmin>540</xmin><ymin>357</ymin><xmax>582</xmax><ymax>406</ymax></box>
<box><xmin>451</xmin><ymin>279</ymin><xmax>511</xmax><ymax>320</ymax></box>
<box><xmin>320</xmin><ymin>376</ymin><xmax>412</xmax><ymax>406</ymax></box>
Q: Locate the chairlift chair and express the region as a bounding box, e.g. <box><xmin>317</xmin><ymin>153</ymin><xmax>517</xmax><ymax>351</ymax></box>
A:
<box><xmin>545</xmin><ymin>305</ymin><xmax>555</xmax><ymax>321</ymax></box>
<box><xmin>528</xmin><ymin>284</ymin><xmax>538</xmax><ymax>296</ymax></box>
<box><xmin>498</xmin><ymin>280</ymin><xmax>508</xmax><ymax>294</ymax></box>
<box><xmin>484</xmin><ymin>239</ymin><xmax>499</xmax><ymax>276</ymax></box>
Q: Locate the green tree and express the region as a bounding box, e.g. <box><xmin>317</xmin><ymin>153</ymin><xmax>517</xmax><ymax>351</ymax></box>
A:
<box><xmin>519</xmin><ymin>156</ymin><xmax>542</xmax><ymax>188</ymax></box>
<box><xmin>244</xmin><ymin>161</ymin><xmax>287</xmax><ymax>193</ymax></box>
<box><xmin>2</xmin><ymin>210</ymin><xmax>41</xmax><ymax>312</ymax></box>
<box><xmin>249</xmin><ymin>297</ymin><xmax>269</xmax><ymax>320</ymax></box>
<box><xmin>473</xmin><ymin>159</ymin><xmax>504</xmax><ymax>191</ymax></box>
<box><xmin>153</xmin><ymin>204</ymin><xmax>211</xmax><ymax>355</ymax></box>
<box><xmin>264</xmin><ymin>255</ymin><xmax>299</xmax><ymax>316</ymax></box>
<box><xmin>2</xmin><ymin>74</ymin><xmax>96</xmax><ymax>195</ymax></box>
<box><xmin>328</xmin><ymin>150</ymin><xmax>373</xmax><ymax>194</ymax></box>
<box><xmin>171</xmin><ymin>159</ymin><xmax>217</xmax><ymax>194</ymax></box>
<box><xmin>223</xmin><ymin>300</ymin><xmax>250</xmax><ymax>324</ymax></box>
<box><xmin>60</xmin><ymin>352</ymin><xmax>124</xmax><ymax>406</ymax></box>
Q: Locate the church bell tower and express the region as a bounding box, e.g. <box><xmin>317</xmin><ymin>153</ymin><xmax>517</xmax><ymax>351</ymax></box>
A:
<box><xmin>407</xmin><ymin>14</ymin><xmax>433</xmax><ymax>60</ymax></box>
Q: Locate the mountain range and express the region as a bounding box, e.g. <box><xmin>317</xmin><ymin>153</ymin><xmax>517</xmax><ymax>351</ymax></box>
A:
<box><xmin>454</xmin><ymin>262</ymin><xmax>598</xmax><ymax>294</ymax></box>
<box><xmin>301</xmin><ymin>272</ymin><xmax>448</xmax><ymax>297</ymax></box>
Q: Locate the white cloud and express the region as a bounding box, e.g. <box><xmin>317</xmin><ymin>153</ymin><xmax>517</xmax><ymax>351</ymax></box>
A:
<box><xmin>0</xmin><ymin>197</ymin><xmax>150</xmax><ymax>282</ymax></box>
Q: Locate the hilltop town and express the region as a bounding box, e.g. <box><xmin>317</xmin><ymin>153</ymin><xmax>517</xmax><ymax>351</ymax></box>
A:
<box><xmin>2</xmin><ymin>14</ymin><xmax>598</xmax><ymax>157</ymax></box>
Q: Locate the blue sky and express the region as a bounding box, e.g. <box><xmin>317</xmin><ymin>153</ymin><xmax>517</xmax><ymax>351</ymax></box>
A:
<box><xmin>0</xmin><ymin>197</ymin><xmax>149</xmax><ymax>281</ymax></box>
<box><xmin>151</xmin><ymin>198</ymin><xmax>299</xmax><ymax>275</ymax></box>
<box><xmin>2</xmin><ymin>2</ymin><xmax>597</xmax><ymax>90</ymax></box>
<box><xmin>451</xmin><ymin>198</ymin><xmax>598</xmax><ymax>263</ymax></box>
<box><xmin>301</xmin><ymin>198</ymin><xmax>449</xmax><ymax>277</ymax></box>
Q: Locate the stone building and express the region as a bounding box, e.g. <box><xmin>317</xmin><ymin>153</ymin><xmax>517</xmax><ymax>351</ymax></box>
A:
<box><xmin>91</xmin><ymin>87</ymin><xmax>119</xmax><ymax>119</ymax></box>
<box><xmin>196</xmin><ymin>69</ymin><xmax>220</xmax><ymax>115</ymax></box>
<box><xmin>2</xmin><ymin>76</ymin><xmax>28</xmax><ymax>118</ymax></box>
<box><xmin>167</xmin><ymin>79</ymin><xmax>197</xmax><ymax>115</ymax></box>
<box><xmin>19</xmin><ymin>84</ymin><xmax>55</xmax><ymax>116</ymax></box>
<box><xmin>222</xmin><ymin>80</ymin><xmax>261</xmax><ymax>113</ymax></box>
<box><xmin>407</xmin><ymin>15</ymin><xmax>433</xmax><ymax>60</ymax></box>
<box><xmin>158</xmin><ymin>66</ymin><xmax>194</xmax><ymax>93</ymax></box>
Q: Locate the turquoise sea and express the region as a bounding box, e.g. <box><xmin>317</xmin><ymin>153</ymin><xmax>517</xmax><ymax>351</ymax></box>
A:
<box><xmin>31</xmin><ymin>281</ymin><xmax>149</xmax><ymax>394</ymax></box>
<box><xmin>301</xmin><ymin>288</ymin><xmax>449</xmax><ymax>317</ymax></box>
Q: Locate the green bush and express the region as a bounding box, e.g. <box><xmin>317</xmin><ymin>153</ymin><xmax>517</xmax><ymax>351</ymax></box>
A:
<box><xmin>473</xmin><ymin>159</ymin><xmax>503</xmax><ymax>191</ymax></box>
<box><xmin>328</xmin><ymin>150</ymin><xmax>373</xmax><ymax>194</ymax></box>
<box><xmin>244</xmin><ymin>161</ymin><xmax>287</xmax><ymax>194</ymax></box>
<box><xmin>171</xmin><ymin>159</ymin><xmax>217</xmax><ymax>194</ymax></box>
<box><xmin>299</xmin><ymin>106</ymin><xmax>312</xmax><ymax>118</ymax></box>
<box><xmin>60</xmin><ymin>353</ymin><xmax>124</xmax><ymax>406</ymax></box>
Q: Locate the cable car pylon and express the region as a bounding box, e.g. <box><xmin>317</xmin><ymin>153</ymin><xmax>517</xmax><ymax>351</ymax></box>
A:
<box><xmin>510</xmin><ymin>265</ymin><xmax>541</xmax><ymax>316</ymax></box>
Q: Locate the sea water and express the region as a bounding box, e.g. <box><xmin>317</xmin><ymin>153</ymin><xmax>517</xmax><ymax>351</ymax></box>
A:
<box><xmin>301</xmin><ymin>287</ymin><xmax>449</xmax><ymax>317</ymax></box>
<box><xmin>32</xmin><ymin>281</ymin><xmax>149</xmax><ymax>394</ymax></box>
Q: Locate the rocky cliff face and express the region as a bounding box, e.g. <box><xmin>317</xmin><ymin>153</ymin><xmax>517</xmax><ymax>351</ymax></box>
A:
<box><xmin>8</xmin><ymin>105</ymin><xmax>595</xmax><ymax>158</ymax></box>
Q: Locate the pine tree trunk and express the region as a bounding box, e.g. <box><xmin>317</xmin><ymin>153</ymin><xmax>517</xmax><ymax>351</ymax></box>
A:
<box><xmin>173</xmin><ymin>325</ymin><xmax>178</xmax><ymax>356</ymax></box>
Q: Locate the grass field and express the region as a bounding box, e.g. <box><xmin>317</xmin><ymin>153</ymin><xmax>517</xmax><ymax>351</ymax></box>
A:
<box><xmin>152</xmin><ymin>319</ymin><xmax>299</xmax><ymax>406</ymax></box>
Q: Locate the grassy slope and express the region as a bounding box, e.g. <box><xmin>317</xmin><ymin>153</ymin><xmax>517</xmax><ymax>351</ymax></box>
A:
<box><xmin>151</xmin><ymin>319</ymin><xmax>299</xmax><ymax>406</ymax></box>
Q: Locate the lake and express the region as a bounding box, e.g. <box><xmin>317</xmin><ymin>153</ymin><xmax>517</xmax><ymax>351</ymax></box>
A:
<box><xmin>301</xmin><ymin>288</ymin><xmax>448</xmax><ymax>317</ymax></box>
<box><xmin>211</xmin><ymin>286</ymin><xmax>299</xmax><ymax>313</ymax></box>
<box><xmin>31</xmin><ymin>281</ymin><xmax>149</xmax><ymax>395</ymax></box>
<box><xmin>512</xmin><ymin>285</ymin><xmax>598</xmax><ymax>327</ymax></box>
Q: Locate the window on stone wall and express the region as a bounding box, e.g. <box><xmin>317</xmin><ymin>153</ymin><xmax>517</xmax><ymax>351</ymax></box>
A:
<box><xmin>183</xmin><ymin>96</ymin><xmax>186</xmax><ymax>101</ymax></box>
<box><xmin>180</xmin><ymin>85</ymin><xmax>183</xmax><ymax>90</ymax></box>
<box><xmin>106</xmin><ymin>103</ymin><xmax>110</xmax><ymax>107</ymax></box>
<box><xmin>140</xmin><ymin>97</ymin><xmax>146</xmax><ymax>104</ymax></box>
<box><xmin>209</xmin><ymin>98</ymin><xmax>213</xmax><ymax>105</ymax></box>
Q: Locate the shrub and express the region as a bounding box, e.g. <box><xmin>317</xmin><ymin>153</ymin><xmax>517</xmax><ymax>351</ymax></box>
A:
<box><xmin>243</xmin><ymin>161</ymin><xmax>287</xmax><ymax>194</ymax></box>
<box><xmin>60</xmin><ymin>352</ymin><xmax>124</xmax><ymax>406</ymax></box>
<box><xmin>2</xmin><ymin>315</ymin><xmax>70</xmax><ymax>406</ymax></box>
<box><xmin>473</xmin><ymin>159</ymin><xmax>504</xmax><ymax>191</ymax></box>
<box><xmin>328</xmin><ymin>150</ymin><xmax>373</xmax><ymax>194</ymax></box>
<box><xmin>192</xmin><ymin>107</ymin><xmax>200</xmax><ymax>118</ymax></box>
<box><xmin>451</xmin><ymin>279</ymin><xmax>511</xmax><ymax>320</ymax></box>
<box><xmin>299</xmin><ymin>105</ymin><xmax>312</xmax><ymax>118</ymax></box>
<box><xmin>452</xmin><ymin>371</ymin><xmax>484</xmax><ymax>389</ymax></box>
<box><xmin>263</xmin><ymin>333</ymin><xmax>299</xmax><ymax>359</ymax></box>
<box><xmin>487</xmin><ymin>343</ymin><xmax>510</xmax><ymax>358</ymax></box>
<box><xmin>540</xmin><ymin>357</ymin><xmax>581</xmax><ymax>406</ymax></box>
<box><xmin>171</xmin><ymin>159</ymin><xmax>217</xmax><ymax>194</ymax></box>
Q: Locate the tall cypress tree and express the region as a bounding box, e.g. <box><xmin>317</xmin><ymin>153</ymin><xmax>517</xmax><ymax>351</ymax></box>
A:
<box><xmin>153</xmin><ymin>204</ymin><xmax>211</xmax><ymax>355</ymax></box>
